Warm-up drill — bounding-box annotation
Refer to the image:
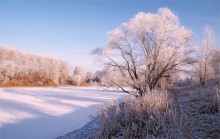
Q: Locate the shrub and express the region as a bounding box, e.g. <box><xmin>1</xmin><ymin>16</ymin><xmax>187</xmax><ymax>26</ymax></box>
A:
<box><xmin>98</xmin><ymin>89</ymin><xmax>182</xmax><ymax>138</ymax></box>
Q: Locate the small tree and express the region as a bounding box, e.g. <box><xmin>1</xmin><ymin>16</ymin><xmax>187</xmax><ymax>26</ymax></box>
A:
<box><xmin>72</xmin><ymin>75</ymin><xmax>82</xmax><ymax>86</ymax></box>
<box><xmin>0</xmin><ymin>61</ymin><xmax>16</xmax><ymax>85</ymax></box>
<box><xmin>92</xmin><ymin>8</ymin><xmax>193</xmax><ymax>97</ymax></box>
<box><xmin>85</xmin><ymin>72</ymin><xmax>95</xmax><ymax>83</ymax></box>
<box><xmin>94</xmin><ymin>71</ymin><xmax>103</xmax><ymax>82</ymax></box>
<box><xmin>198</xmin><ymin>26</ymin><xmax>217</xmax><ymax>85</ymax></box>
<box><xmin>72</xmin><ymin>66</ymin><xmax>85</xmax><ymax>85</ymax></box>
<box><xmin>58</xmin><ymin>60</ymin><xmax>70</xmax><ymax>85</ymax></box>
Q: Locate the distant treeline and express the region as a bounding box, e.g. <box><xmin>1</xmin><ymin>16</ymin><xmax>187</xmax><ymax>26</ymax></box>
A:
<box><xmin>0</xmin><ymin>46</ymin><xmax>70</xmax><ymax>86</ymax></box>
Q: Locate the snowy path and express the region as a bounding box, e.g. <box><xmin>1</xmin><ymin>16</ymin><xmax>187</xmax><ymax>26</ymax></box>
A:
<box><xmin>0</xmin><ymin>87</ymin><xmax>127</xmax><ymax>139</ymax></box>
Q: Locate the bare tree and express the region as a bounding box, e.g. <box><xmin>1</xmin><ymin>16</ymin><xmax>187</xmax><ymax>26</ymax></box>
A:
<box><xmin>92</xmin><ymin>8</ymin><xmax>193</xmax><ymax>97</ymax></box>
<box><xmin>198</xmin><ymin>26</ymin><xmax>217</xmax><ymax>85</ymax></box>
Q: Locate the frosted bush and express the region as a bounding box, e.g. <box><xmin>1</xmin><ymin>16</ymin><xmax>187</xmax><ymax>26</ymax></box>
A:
<box><xmin>99</xmin><ymin>89</ymin><xmax>182</xmax><ymax>138</ymax></box>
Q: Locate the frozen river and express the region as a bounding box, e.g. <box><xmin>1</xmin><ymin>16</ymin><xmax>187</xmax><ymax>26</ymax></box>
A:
<box><xmin>0</xmin><ymin>87</ymin><xmax>127</xmax><ymax>139</ymax></box>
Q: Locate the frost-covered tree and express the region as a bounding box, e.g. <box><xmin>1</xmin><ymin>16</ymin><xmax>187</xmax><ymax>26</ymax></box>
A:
<box><xmin>0</xmin><ymin>61</ymin><xmax>16</xmax><ymax>85</ymax></box>
<box><xmin>73</xmin><ymin>66</ymin><xmax>85</xmax><ymax>78</ymax></box>
<box><xmin>94</xmin><ymin>70</ymin><xmax>104</xmax><ymax>82</ymax></box>
<box><xmin>72</xmin><ymin>75</ymin><xmax>82</xmax><ymax>86</ymax></box>
<box><xmin>92</xmin><ymin>8</ymin><xmax>193</xmax><ymax>96</ymax></box>
<box><xmin>0</xmin><ymin>46</ymin><xmax>70</xmax><ymax>86</ymax></box>
<box><xmin>198</xmin><ymin>26</ymin><xmax>217</xmax><ymax>85</ymax></box>
<box><xmin>85</xmin><ymin>72</ymin><xmax>95</xmax><ymax>83</ymax></box>
<box><xmin>57</xmin><ymin>60</ymin><xmax>70</xmax><ymax>85</ymax></box>
<box><xmin>72</xmin><ymin>66</ymin><xmax>85</xmax><ymax>85</ymax></box>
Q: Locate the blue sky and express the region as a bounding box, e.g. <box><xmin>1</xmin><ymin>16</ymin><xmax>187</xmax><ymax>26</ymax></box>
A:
<box><xmin>0</xmin><ymin>0</ymin><xmax>220</xmax><ymax>71</ymax></box>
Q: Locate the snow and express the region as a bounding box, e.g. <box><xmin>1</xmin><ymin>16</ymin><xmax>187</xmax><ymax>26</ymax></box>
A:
<box><xmin>0</xmin><ymin>87</ymin><xmax>127</xmax><ymax>139</ymax></box>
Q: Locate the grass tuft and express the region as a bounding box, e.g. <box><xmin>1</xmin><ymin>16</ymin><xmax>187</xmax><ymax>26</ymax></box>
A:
<box><xmin>98</xmin><ymin>89</ymin><xmax>183</xmax><ymax>138</ymax></box>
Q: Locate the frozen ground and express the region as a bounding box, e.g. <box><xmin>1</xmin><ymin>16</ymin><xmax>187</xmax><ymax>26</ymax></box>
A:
<box><xmin>0</xmin><ymin>87</ymin><xmax>127</xmax><ymax>139</ymax></box>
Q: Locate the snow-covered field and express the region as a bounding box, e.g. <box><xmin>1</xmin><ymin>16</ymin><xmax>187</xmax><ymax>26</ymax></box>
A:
<box><xmin>0</xmin><ymin>87</ymin><xmax>127</xmax><ymax>139</ymax></box>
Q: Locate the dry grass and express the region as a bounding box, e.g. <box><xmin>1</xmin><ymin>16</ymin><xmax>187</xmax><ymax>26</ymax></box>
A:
<box><xmin>215</xmin><ymin>87</ymin><xmax>220</xmax><ymax>109</ymax></box>
<box><xmin>98</xmin><ymin>89</ymin><xmax>183</xmax><ymax>138</ymax></box>
<box><xmin>1</xmin><ymin>76</ymin><xmax>56</xmax><ymax>87</ymax></box>
<box><xmin>181</xmin><ymin>84</ymin><xmax>220</xmax><ymax>138</ymax></box>
<box><xmin>189</xmin><ymin>86</ymin><xmax>220</xmax><ymax>115</ymax></box>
